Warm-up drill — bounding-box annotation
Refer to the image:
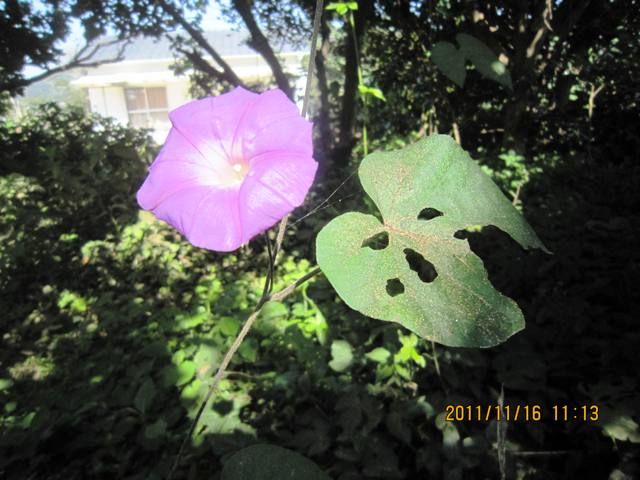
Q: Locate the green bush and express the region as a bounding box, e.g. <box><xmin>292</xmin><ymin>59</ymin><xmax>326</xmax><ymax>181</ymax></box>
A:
<box><xmin>0</xmin><ymin>103</ymin><xmax>153</xmax><ymax>233</ymax></box>
<box><xmin>0</xmin><ymin>103</ymin><xmax>153</xmax><ymax>305</ymax></box>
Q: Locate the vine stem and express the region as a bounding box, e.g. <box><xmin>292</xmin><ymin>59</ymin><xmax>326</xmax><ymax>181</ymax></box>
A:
<box><xmin>168</xmin><ymin>1</ymin><xmax>325</xmax><ymax>477</ymax></box>
<box><xmin>167</xmin><ymin>267</ymin><xmax>320</xmax><ymax>478</ymax></box>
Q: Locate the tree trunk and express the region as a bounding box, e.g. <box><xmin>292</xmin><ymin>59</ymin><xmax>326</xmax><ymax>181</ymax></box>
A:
<box><xmin>314</xmin><ymin>15</ymin><xmax>332</xmax><ymax>179</ymax></box>
<box><xmin>233</xmin><ymin>0</ymin><xmax>294</xmax><ymax>99</ymax></box>
<box><xmin>334</xmin><ymin>0</ymin><xmax>374</xmax><ymax>165</ymax></box>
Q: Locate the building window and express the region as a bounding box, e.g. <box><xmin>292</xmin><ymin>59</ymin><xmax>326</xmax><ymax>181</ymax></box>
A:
<box><xmin>124</xmin><ymin>87</ymin><xmax>169</xmax><ymax>129</ymax></box>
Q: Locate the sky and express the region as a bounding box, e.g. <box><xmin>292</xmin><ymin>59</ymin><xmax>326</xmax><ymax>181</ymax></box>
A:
<box><xmin>63</xmin><ymin>3</ymin><xmax>233</xmax><ymax>52</ymax></box>
<box><xmin>24</xmin><ymin>1</ymin><xmax>234</xmax><ymax>78</ymax></box>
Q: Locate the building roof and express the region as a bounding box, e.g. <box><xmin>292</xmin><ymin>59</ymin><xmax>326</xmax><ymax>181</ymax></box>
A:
<box><xmin>91</xmin><ymin>30</ymin><xmax>306</xmax><ymax>62</ymax></box>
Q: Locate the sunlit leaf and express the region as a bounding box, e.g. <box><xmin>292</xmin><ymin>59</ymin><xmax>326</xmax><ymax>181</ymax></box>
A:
<box><xmin>219</xmin><ymin>316</ymin><xmax>240</xmax><ymax>336</ymax></box>
<box><xmin>316</xmin><ymin>135</ymin><xmax>547</xmax><ymax>347</ymax></box>
<box><xmin>176</xmin><ymin>361</ymin><xmax>196</xmax><ymax>386</ymax></box>
<box><xmin>180</xmin><ymin>379</ymin><xmax>203</xmax><ymax>403</ymax></box>
<box><xmin>602</xmin><ymin>414</ymin><xmax>640</xmax><ymax>443</ymax></box>
<box><xmin>194</xmin><ymin>344</ymin><xmax>221</xmax><ymax>377</ymax></box>
<box><xmin>192</xmin><ymin>394</ymin><xmax>254</xmax><ymax>446</ymax></box>
<box><xmin>260</xmin><ymin>301</ymin><xmax>289</xmax><ymax>321</ymax></box>
<box><xmin>329</xmin><ymin>339</ymin><xmax>353</xmax><ymax>372</ymax></box>
<box><xmin>326</xmin><ymin>1</ymin><xmax>358</xmax><ymax>15</ymax></box>
<box><xmin>358</xmin><ymin>84</ymin><xmax>387</xmax><ymax>101</ymax></box>
<box><xmin>365</xmin><ymin>347</ymin><xmax>391</xmax><ymax>363</ymax></box>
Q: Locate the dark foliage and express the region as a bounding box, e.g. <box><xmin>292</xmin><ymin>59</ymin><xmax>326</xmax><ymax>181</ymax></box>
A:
<box><xmin>1</xmin><ymin>0</ymin><xmax>639</xmax><ymax>479</ymax></box>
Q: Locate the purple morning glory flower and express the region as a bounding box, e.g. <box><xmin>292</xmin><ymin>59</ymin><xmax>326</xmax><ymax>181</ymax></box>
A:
<box><xmin>137</xmin><ymin>87</ymin><xmax>317</xmax><ymax>252</ymax></box>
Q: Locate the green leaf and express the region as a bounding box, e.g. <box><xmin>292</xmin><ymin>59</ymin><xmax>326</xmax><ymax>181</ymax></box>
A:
<box><xmin>160</xmin><ymin>360</ymin><xmax>197</xmax><ymax>388</ymax></box>
<box><xmin>602</xmin><ymin>415</ymin><xmax>640</xmax><ymax>443</ymax></box>
<box><xmin>222</xmin><ymin>444</ymin><xmax>330</xmax><ymax>480</ymax></box>
<box><xmin>193</xmin><ymin>394</ymin><xmax>255</xmax><ymax>444</ymax></box>
<box><xmin>365</xmin><ymin>347</ymin><xmax>391</xmax><ymax>363</ymax></box>
<box><xmin>194</xmin><ymin>344</ymin><xmax>221</xmax><ymax>377</ymax></box>
<box><xmin>177</xmin><ymin>311</ymin><xmax>208</xmax><ymax>329</ymax></box>
<box><xmin>456</xmin><ymin>33</ymin><xmax>512</xmax><ymax>89</ymax></box>
<box><xmin>160</xmin><ymin>365</ymin><xmax>179</xmax><ymax>388</ymax></box>
<box><xmin>316</xmin><ymin>135</ymin><xmax>547</xmax><ymax>348</ymax></box>
<box><xmin>171</xmin><ymin>349</ymin><xmax>186</xmax><ymax>365</ymax></box>
<box><xmin>329</xmin><ymin>339</ymin><xmax>353</xmax><ymax>372</ymax></box>
<box><xmin>180</xmin><ymin>379</ymin><xmax>203</xmax><ymax>403</ymax></box>
<box><xmin>219</xmin><ymin>316</ymin><xmax>240</xmax><ymax>336</ymax></box>
<box><xmin>238</xmin><ymin>338</ymin><xmax>258</xmax><ymax>362</ymax></box>
<box><xmin>260</xmin><ymin>301</ymin><xmax>288</xmax><ymax>321</ymax></box>
<box><xmin>144</xmin><ymin>418</ymin><xmax>167</xmax><ymax>440</ymax></box>
<box><xmin>0</xmin><ymin>378</ymin><xmax>14</xmax><ymax>391</ymax></box>
<box><xmin>326</xmin><ymin>1</ymin><xmax>357</xmax><ymax>15</ymax></box>
<box><xmin>134</xmin><ymin>378</ymin><xmax>156</xmax><ymax>414</ymax></box>
<box><xmin>431</xmin><ymin>41</ymin><xmax>466</xmax><ymax>87</ymax></box>
<box><xmin>358</xmin><ymin>84</ymin><xmax>387</xmax><ymax>101</ymax></box>
<box><xmin>175</xmin><ymin>361</ymin><xmax>196</xmax><ymax>386</ymax></box>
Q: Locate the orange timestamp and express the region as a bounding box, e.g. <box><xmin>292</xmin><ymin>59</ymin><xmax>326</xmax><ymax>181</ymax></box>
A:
<box><xmin>444</xmin><ymin>404</ymin><xmax>600</xmax><ymax>422</ymax></box>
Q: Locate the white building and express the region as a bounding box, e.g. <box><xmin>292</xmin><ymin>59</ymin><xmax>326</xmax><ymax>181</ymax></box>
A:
<box><xmin>72</xmin><ymin>31</ymin><xmax>307</xmax><ymax>143</ymax></box>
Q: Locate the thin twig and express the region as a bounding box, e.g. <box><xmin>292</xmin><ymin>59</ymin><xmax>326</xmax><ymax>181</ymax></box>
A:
<box><xmin>270</xmin><ymin>268</ymin><xmax>321</xmax><ymax>302</ymax></box>
<box><xmin>289</xmin><ymin>169</ymin><xmax>357</xmax><ymax>228</ymax></box>
<box><xmin>431</xmin><ymin>340</ymin><xmax>441</xmax><ymax>377</ymax></box>
<box><xmin>273</xmin><ymin>0</ymin><xmax>324</xmax><ymax>261</ymax></box>
<box><xmin>273</xmin><ymin>214</ymin><xmax>289</xmax><ymax>260</ymax></box>
<box><xmin>302</xmin><ymin>0</ymin><xmax>326</xmax><ymax>118</ymax></box>
<box><xmin>430</xmin><ymin>340</ymin><xmax>449</xmax><ymax>396</ymax></box>
<box><xmin>452</xmin><ymin>121</ymin><xmax>462</xmax><ymax>145</ymax></box>
<box><xmin>512</xmin><ymin>183</ymin><xmax>523</xmax><ymax>206</ymax></box>
<box><xmin>511</xmin><ymin>450</ymin><xmax>571</xmax><ymax>457</ymax></box>
<box><xmin>588</xmin><ymin>84</ymin><xmax>605</xmax><ymax>119</ymax></box>
<box><xmin>168</xmin><ymin>2</ymin><xmax>325</xmax><ymax>477</ymax></box>
<box><xmin>14</xmin><ymin>38</ymin><xmax>130</xmax><ymax>90</ymax></box>
<box><xmin>264</xmin><ymin>235</ymin><xmax>274</xmax><ymax>295</ymax></box>
<box><xmin>497</xmin><ymin>384</ymin><xmax>507</xmax><ymax>480</ymax></box>
<box><xmin>167</xmin><ymin>267</ymin><xmax>321</xmax><ymax>478</ymax></box>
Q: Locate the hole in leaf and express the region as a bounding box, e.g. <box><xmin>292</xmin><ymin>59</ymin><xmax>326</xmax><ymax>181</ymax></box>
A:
<box><xmin>212</xmin><ymin>399</ymin><xmax>234</xmax><ymax>415</ymax></box>
<box><xmin>452</xmin><ymin>225</ymin><xmax>532</xmax><ymax>296</ymax></box>
<box><xmin>361</xmin><ymin>231</ymin><xmax>389</xmax><ymax>250</ymax></box>
<box><xmin>385</xmin><ymin>278</ymin><xmax>405</xmax><ymax>297</ymax></box>
<box><xmin>403</xmin><ymin>249</ymin><xmax>438</xmax><ymax>283</ymax></box>
<box><xmin>418</xmin><ymin>207</ymin><xmax>444</xmax><ymax>221</ymax></box>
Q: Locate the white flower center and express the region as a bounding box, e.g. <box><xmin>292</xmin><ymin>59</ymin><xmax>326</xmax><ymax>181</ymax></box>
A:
<box><xmin>230</xmin><ymin>161</ymin><xmax>249</xmax><ymax>182</ymax></box>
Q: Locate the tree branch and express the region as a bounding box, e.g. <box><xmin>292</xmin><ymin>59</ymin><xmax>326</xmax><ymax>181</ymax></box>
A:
<box><xmin>4</xmin><ymin>38</ymin><xmax>130</xmax><ymax>92</ymax></box>
<box><xmin>157</xmin><ymin>0</ymin><xmax>245</xmax><ymax>87</ymax></box>
<box><xmin>175</xmin><ymin>46</ymin><xmax>228</xmax><ymax>85</ymax></box>
<box><xmin>232</xmin><ymin>0</ymin><xmax>294</xmax><ymax>99</ymax></box>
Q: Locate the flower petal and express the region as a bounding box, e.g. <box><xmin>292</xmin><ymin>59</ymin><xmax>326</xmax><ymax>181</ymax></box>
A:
<box><xmin>239</xmin><ymin>151</ymin><xmax>318</xmax><ymax>243</ymax></box>
<box><xmin>151</xmin><ymin>186</ymin><xmax>242</xmax><ymax>252</ymax></box>
<box><xmin>170</xmin><ymin>87</ymin><xmax>260</xmax><ymax>162</ymax></box>
<box><xmin>236</xmin><ymin>89</ymin><xmax>313</xmax><ymax>159</ymax></box>
<box><xmin>137</xmin><ymin>130</ymin><xmax>230</xmax><ymax>211</ymax></box>
<box><xmin>137</xmin><ymin>87</ymin><xmax>317</xmax><ymax>252</ymax></box>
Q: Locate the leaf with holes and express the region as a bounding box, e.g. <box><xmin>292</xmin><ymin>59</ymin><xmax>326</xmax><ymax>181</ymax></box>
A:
<box><xmin>316</xmin><ymin>135</ymin><xmax>548</xmax><ymax>347</ymax></box>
